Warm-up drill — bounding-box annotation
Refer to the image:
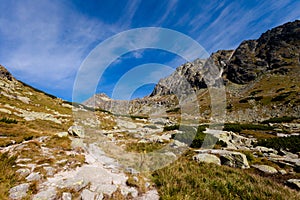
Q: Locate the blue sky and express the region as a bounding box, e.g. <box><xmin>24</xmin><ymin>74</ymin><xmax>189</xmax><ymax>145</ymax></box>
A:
<box><xmin>0</xmin><ymin>0</ymin><xmax>299</xmax><ymax>102</ymax></box>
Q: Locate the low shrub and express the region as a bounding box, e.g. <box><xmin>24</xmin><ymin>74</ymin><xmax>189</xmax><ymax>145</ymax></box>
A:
<box><xmin>271</xmin><ymin>91</ymin><xmax>294</xmax><ymax>102</ymax></box>
<box><xmin>166</xmin><ymin>107</ymin><xmax>181</xmax><ymax>113</ymax></box>
<box><xmin>223</xmin><ymin>123</ymin><xmax>273</xmax><ymax>133</ymax></box>
<box><xmin>262</xmin><ymin>116</ymin><xmax>296</xmax><ymax>124</ymax></box>
<box><xmin>0</xmin><ymin>117</ymin><xmax>17</xmax><ymax>124</ymax></box>
<box><xmin>255</xmin><ymin>135</ymin><xmax>300</xmax><ymax>154</ymax></box>
<box><xmin>163</xmin><ymin>124</ymin><xmax>180</xmax><ymax>131</ymax></box>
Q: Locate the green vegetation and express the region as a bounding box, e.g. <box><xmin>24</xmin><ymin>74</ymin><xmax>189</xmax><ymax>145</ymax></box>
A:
<box><xmin>0</xmin><ymin>117</ymin><xmax>18</xmax><ymax>124</ymax></box>
<box><xmin>255</xmin><ymin>135</ymin><xmax>300</xmax><ymax>154</ymax></box>
<box><xmin>166</xmin><ymin>107</ymin><xmax>181</xmax><ymax>113</ymax></box>
<box><xmin>223</xmin><ymin>123</ymin><xmax>274</xmax><ymax>133</ymax></box>
<box><xmin>167</xmin><ymin>125</ymin><xmax>225</xmax><ymax>148</ymax></box>
<box><xmin>126</xmin><ymin>174</ymin><xmax>147</xmax><ymax>193</ymax></box>
<box><xmin>271</xmin><ymin>91</ymin><xmax>294</xmax><ymax>102</ymax></box>
<box><xmin>262</xmin><ymin>116</ymin><xmax>297</xmax><ymax>124</ymax></box>
<box><xmin>163</xmin><ymin>124</ymin><xmax>180</xmax><ymax>131</ymax></box>
<box><xmin>151</xmin><ymin>152</ymin><xmax>300</xmax><ymax>200</ymax></box>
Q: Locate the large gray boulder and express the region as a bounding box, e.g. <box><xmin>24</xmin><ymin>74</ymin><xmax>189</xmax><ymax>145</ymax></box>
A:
<box><xmin>194</xmin><ymin>149</ymin><xmax>250</xmax><ymax>169</ymax></box>
<box><xmin>193</xmin><ymin>153</ymin><xmax>221</xmax><ymax>165</ymax></box>
<box><xmin>68</xmin><ymin>125</ymin><xmax>85</xmax><ymax>138</ymax></box>
<box><xmin>220</xmin><ymin>152</ymin><xmax>250</xmax><ymax>169</ymax></box>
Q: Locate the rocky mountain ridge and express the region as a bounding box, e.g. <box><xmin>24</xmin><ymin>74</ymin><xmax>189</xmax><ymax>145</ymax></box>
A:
<box><xmin>85</xmin><ymin>20</ymin><xmax>300</xmax><ymax>122</ymax></box>
<box><xmin>152</xmin><ymin>20</ymin><xmax>300</xmax><ymax>94</ymax></box>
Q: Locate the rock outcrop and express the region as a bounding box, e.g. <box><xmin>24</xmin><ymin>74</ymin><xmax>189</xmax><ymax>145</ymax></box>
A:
<box><xmin>0</xmin><ymin>65</ymin><xmax>14</xmax><ymax>81</ymax></box>
<box><xmin>226</xmin><ymin>20</ymin><xmax>300</xmax><ymax>84</ymax></box>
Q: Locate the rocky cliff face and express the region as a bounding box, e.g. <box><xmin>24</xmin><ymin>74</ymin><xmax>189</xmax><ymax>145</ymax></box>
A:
<box><xmin>150</xmin><ymin>59</ymin><xmax>207</xmax><ymax>96</ymax></box>
<box><xmin>151</xmin><ymin>20</ymin><xmax>300</xmax><ymax>95</ymax></box>
<box><xmin>226</xmin><ymin>20</ymin><xmax>300</xmax><ymax>84</ymax></box>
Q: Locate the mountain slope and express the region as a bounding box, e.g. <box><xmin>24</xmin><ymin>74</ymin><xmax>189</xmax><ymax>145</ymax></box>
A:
<box><xmin>0</xmin><ymin>64</ymin><xmax>73</xmax><ymax>145</ymax></box>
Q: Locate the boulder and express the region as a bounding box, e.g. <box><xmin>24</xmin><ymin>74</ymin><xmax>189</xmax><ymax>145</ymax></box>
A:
<box><xmin>220</xmin><ymin>152</ymin><xmax>250</xmax><ymax>169</ymax></box>
<box><xmin>193</xmin><ymin>153</ymin><xmax>221</xmax><ymax>165</ymax></box>
<box><xmin>254</xmin><ymin>146</ymin><xmax>278</xmax><ymax>154</ymax></box>
<box><xmin>68</xmin><ymin>125</ymin><xmax>85</xmax><ymax>138</ymax></box>
<box><xmin>43</xmin><ymin>166</ymin><xmax>56</xmax><ymax>176</ymax></box>
<box><xmin>173</xmin><ymin>140</ymin><xmax>187</xmax><ymax>147</ymax></box>
<box><xmin>16</xmin><ymin>168</ymin><xmax>31</xmax><ymax>177</ymax></box>
<box><xmin>252</xmin><ymin>164</ymin><xmax>278</xmax><ymax>174</ymax></box>
<box><xmin>81</xmin><ymin>189</ymin><xmax>96</xmax><ymax>200</ymax></box>
<box><xmin>32</xmin><ymin>187</ymin><xmax>57</xmax><ymax>200</ymax></box>
<box><xmin>9</xmin><ymin>183</ymin><xmax>30</xmax><ymax>200</ymax></box>
<box><xmin>56</xmin><ymin>132</ymin><xmax>68</xmax><ymax>138</ymax></box>
<box><xmin>194</xmin><ymin>149</ymin><xmax>250</xmax><ymax>169</ymax></box>
<box><xmin>287</xmin><ymin>179</ymin><xmax>300</xmax><ymax>190</ymax></box>
<box><xmin>278</xmin><ymin>149</ymin><xmax>298</xmax><ymax>159</ymax></box>
<box><xmin>62</xmin><ymin>192</ymin><xmax>72</xmax><ymax>200</ymax></box>
<box><xmin>117</xmin><ymin>119</ymin><xmax>137</xmax><ymax>129</ymax></box>
<box><xmin>26</xmin><ymin>172</ymin><xmax>41</xmax><ymax>182</ymax></box>
<box><xmin>58</xmin><ymin>178</ymin><xmax>88</xmax><ymax>192</ymax></box>
<box><xmin>95</xmin><ymin>193</ymin><xmax>104</xmax><ymax>200</ymax></box>
<box><xmin>279</xmin><ymin>169</ymin><xmax>287</xmax><ymax>175</ymax></box>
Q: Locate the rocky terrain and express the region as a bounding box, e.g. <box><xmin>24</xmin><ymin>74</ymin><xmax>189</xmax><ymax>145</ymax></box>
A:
<box><xmin>0</xmin><ymin>20</ymin><xmax>299</xmax><ymax>199</ymax></box>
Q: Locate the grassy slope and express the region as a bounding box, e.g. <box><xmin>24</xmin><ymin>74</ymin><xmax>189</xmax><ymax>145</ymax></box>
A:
<box><xmin>0</xmin><ymin>77</ymin><xmax>78</xmax><ymax>198</ymax></box>
<box><xmin>152</xmin><ymin>151</ymin><xmax>300</xmax><ymax>200</ymax></box>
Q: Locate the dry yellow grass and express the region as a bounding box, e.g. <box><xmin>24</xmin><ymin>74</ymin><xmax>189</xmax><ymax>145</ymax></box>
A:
<box><xmin>152</xmin><ymin>151</ymin><xmax>300</xmax><ymax>200</ymax></box>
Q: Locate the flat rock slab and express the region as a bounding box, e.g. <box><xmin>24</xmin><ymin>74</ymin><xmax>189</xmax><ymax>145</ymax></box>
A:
<box><xmin>32</xmin><ymin>187</ymin><xmax>57</xmax><ymax>200</ymax></box>
<box><xmin>252</xmin><ymin>164</ymin><xmax>278</xmax><ymax>174</ymax></box>
<box><xmin>36</xmin><ymin>143</ymin><xmax>140</xmax><ymax>198</ymax></box>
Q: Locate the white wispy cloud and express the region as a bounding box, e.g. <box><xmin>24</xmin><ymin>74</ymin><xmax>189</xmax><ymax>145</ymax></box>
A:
<box><xmin>0</xmin><ymin>0</ymin><xmax>122</xmax><ymax>99</ymax></box>
<box><xmin>155</xmin><ymin>0</ymin><xmax>179</xmax><ymax>26</ymax></box>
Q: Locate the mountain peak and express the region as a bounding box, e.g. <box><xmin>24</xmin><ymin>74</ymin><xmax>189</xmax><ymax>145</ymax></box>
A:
<box><xmin>0</xmin><ymin>65</ymin><xmax>13</xmax><ymax>81</ymax></box>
